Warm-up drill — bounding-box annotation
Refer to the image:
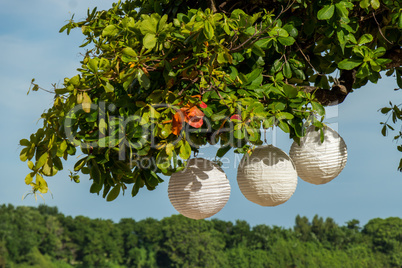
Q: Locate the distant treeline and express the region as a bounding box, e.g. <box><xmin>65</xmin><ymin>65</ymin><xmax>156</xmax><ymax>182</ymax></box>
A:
<box><xmin>0</xmin><ymin>204</ymin><xmax>402</xmax><ymax>267</ymax></box>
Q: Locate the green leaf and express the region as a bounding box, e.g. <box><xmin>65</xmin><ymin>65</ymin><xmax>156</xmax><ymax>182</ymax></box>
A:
<box><xmin>311</xmin><ymin>101</ymin><xmax>326</xmax><ymax>116</ymax></box>
<box><xmin>132</xmin><ymin>182</ymin><xmax>140</xmax><ymax>197</ymax></box>
<box><xmin>104</xmin><ymin>82</ymin><xmax>114</xmax><ymax>93</ymax></box>
<box><xmin>137</xmin><ymin>70</ymin><xmax>151</xmax><ymax>90</ymax></box>
<box><xmin>381</xmin><ymin>124</ymin><xmax>387</xmax><ymax>136</ymax></box>
<box><xmin>278</xmin><ymin>120</ymin><xmax>290</xmax><ymax>133</ymax></box>
<box><xmin>69</xmin><ymin>75</ymin><xmax>80</xmax><ymax>86</ymax></box>
<box><xmin>251</xmin><ymin>44</ymin><xmax>265</xmax><ymax>57</ymax></box>
<box><xmin>317</xmin><ymin>5</ymin><xmax>335</xmax><ymax>20</ymax></box>
<box><xmin>373</xmin><ymin>47</ymin><xmax>386</xmax><ymax>58</ymax></box>
<box><xmin>27</xmin><ymin>161</ymin><xmax>34</xmax><ymax>170</ymax></box>
<box><xmin>53</xmin><ymin>157</ymin><xmax>63</xmax><ymax>171</ymax></box>
<box><xmin>88</xmin><ymin>58</ymin><xmax>98</xmax><ymax>73</ymax></box>
<box><xmin>90</xmin><ymin>182</ymin><xmax>102</xmax><ymax>194</ymax></box>
<box><xmin>74</xmin><ymin>157</ymin><xmax>87</xmax><ymax>171</ymax></box>
<box><xmin>217</xmin><ymin>146</ymin><xmax>231</xmax><ymax>158</ymax></box>
<box><xmin>291</xmin><ymin>118</ymin><xmax>304</xmax><ymax>137</ymax></box>
<box><xmin>20</xmin><ymin>139</ymin><xmax>30</xmax><ymax>147</ymax></box>
<box><xmin>283</xmin><ymin>23</ymin><xmax>298</xmax><ymax>37</ymax></box>
<box><xmin>283</xmin><ymin>84</ymin><xmax>298</xmax><ymax>98</ymax></box>
<box><xmin>114</xmin><ymin>161</ymin><xmax>132</xmax><ymax>173</ymax></box>
<box><xmin>211</xmin><ymin>113</ymin><xmax>227</xmax><ymax>121</ymax></box>
<box><xmin>106</xmin><ymin>185</ymin><xmax>121</xmax><ymax>201</ymax></box>
<box><xmin>370</xmin><ymin>0</ymin><xmax>380</xmax><ymax>9</ymax></box>
<box><xmin>59</xmin><ymin>23</ymin><xmax>69</xmax><ymax>33</ymax></box>
<box><xmin>338</xmin><ymin>58</ymin><xmax>362</xmax><ymax>70</ymax></box>
<box><xmin>399</xmin><ymin>14</ymin><xmax>402</xmax><ymax>29</ymax></box>
<box><xmin>278</xmin><ymin>36</ymin><xmax>295</xmax><ymax>46</ymax></box>
<box><xmin>283</xmin><ymin>62</ymin><xmax>292</xmax><ymax>79</ymax></box>
<box><xmin>233</xmin><ymin>129</ymin><xmax>245</xmax><ymax>139</ymax></box>
<box><xmin>36</xmin><ymin>174</ymin><xmax>48</xmax><ymax>193</ymax></box>
<box><xmin>143</xmin><ymin>33</ymin><xmax>157</xmax><ymax>49</ymax></box>
<box><xmin>358</xmin><ymin>34</ymin><xmax>373</xmax><ymax>45</ymax></box>
<box><xmin>156</xmin><ymin>150</ymin><xmax>171</xmax><ymax>170</ymax></box>
<box><xmin>55</xmin><ymin>88</ymin><xmax>70</xmax><ymax>94</ymax></box>
<box><xmin>203</xmin><ymin>21</ymin><xmax>214</xmax><ymax>40</ymax></box>
<box><xmin>82</xmin><ymin>92</ymin><xmax>92</xmax><ymax>113</ymax></box>
<box><xmin>272</xmin><ymin>59</ymin><xmax>282</xmax><ymax>73</ymax></box>
<box><xmin>25</xmin><ymin>173</ymin><xmax>34</xmax><ymax>185</ymax></box>
<box><xmin>337</xmin><ymin>29</ymin><xmax>346</xmax><ymax>53</ymax></box>
<box><xmin>270</xmin><ymin>27</ymin><xmax>289</xmax><ymax>37</ymax></box>
<box><xmin>122</xmin><ymin>47</ymin><xmax>138</xmax><ymax>57</ymax></box>
<box><xmin>293</xmin><ymin>69</ymin><xmax>306</xmax><ymax>80</ymax></box>
<box><xmin>360</xmin><ymin>0</ymin><xmax>370</xmax><ymax>9</ymax></box>
<box><xmin>396</xmin><ymin>70</ymin><xmax>402</xmax><ymax>88</ymax></box>
<box><xmin>141</xmin><ymin>16</ymin><xmax>158</xmax><ymax>34</ymax></box>
<box><xmin>148</xmin><ymin>171</ymin><xmax>162</xmax><ymax>187</ymax></box>
<box><xmin>36</xmin><ymin>152</ymin><xmax>48</xmax><ymax>169</ymax></box>
<box><xmin>102</xmin><ymin>25</ymin><xmax>119</xmax><ymax>37</ymax></box>
<box><xmin>263</xmin><ymin>117</ymin><xmax>275</xmax><ymax>129</ymax></box>
<box><xmin>90</xmin><ymin>161</ymin><xmax>102</xmax><ymax>185</ymax></box>
<box><xmin>179</xmin><ymin>141</ymin><xmax>191</xmax><ymax>160</ymax></box>
<box><xmin>276</xmin><ymin>112</ymin><xmax>294</xmax><ymax>120</ymax></box>
<box><xmin>335</xmin><ymin>2</ymin><xmax>349</xmax><ymax>18</ymax></box>
<box><xmin>247</xmin><ymin>68</ymin><xmax>263</xmax><ymax>82</ymax></box>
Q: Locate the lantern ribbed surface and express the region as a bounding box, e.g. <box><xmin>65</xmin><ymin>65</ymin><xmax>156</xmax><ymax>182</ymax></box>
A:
<box><xmin>289</xmin><ymin>126</ymin><xmax>348</xmax><ymax>185</ymax></box>
<box><xmin>168</xmin><ymin>158</ymin><xmax>231</xmax><ymax>220</ymax></box>
<box><xmin>237</xmin><ymin>145</ymin><xmax>298</xmax><ymax>207</ymax></box>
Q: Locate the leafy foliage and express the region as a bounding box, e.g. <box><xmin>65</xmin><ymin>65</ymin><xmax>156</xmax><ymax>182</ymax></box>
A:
<box><xmin>2</xmin><ymin>204</ymin><xmax>402</xmax><ymax>267</ymax></box>
<box><xmin>20</xmin><ymin>0</ymin><xmax>402</xmax><ymax>198</ymax></box>
<box><xmin>380</xmin><ymin>100</ymin><xmax>402</xmax><ymax>171</ymax></box>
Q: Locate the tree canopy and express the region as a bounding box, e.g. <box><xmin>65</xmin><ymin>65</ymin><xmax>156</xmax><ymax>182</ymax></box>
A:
<box><xmin>20</xmin><ymin>0</ymin><xmax>402</xmax><ymax>199</ymax></box>
<box><xmin>2</xmin><ymin>204</ymin><xmax>402</xmax><ymax>267</ymax></box>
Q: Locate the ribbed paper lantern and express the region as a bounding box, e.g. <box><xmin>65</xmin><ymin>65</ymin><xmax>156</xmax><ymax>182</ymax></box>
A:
<box><xmin>289</xmin><ymin>126</ymin><xmax>348</xmax><ymax>185</ymax></box>
<box><xmin>168</xmin><ymin>158</ymin><xmax>231</xmax><ymax>220</ymax></box>
<box><xmin>237</xmin><ymin>145</ymin><xmax>298</xmax><ymax>206</ymax></box>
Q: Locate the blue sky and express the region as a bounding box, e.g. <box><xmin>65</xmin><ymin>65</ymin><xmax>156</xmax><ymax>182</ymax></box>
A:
<box><xmin>1</xmin><ymin>0</ymin><xmax>401</xmax><ymax>228</ymax></box>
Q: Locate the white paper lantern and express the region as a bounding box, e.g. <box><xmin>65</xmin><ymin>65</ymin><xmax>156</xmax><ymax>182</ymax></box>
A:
<box><xmin>237</xmin><ymin>145</ymin><xmax>298</xmax><ymax>206</ymax></box>
<box><xmin>289</xmin><ymin>126</ymin><xmax>348</xmax><ymax>185</ymax></box>
<box><xmin>168</xmin><ymin>158</ymin><xmax>231</xmax><ymax>220</ymax></box>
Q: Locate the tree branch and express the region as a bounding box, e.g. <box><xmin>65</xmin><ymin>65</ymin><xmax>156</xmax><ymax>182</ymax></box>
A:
<box><xmin>302</xmin><ymin>69</ymin><xmax>356</xmax><ymax>106</ymax></box>
<box><xmin>210</xmin><ymin>0</ymin><xmax>217</xmax><ymax>13</ymax></box>
<box><xmin>384</xmin><ymin>46</ymin><xmax>402</xmax><ymax>69</ymax></box>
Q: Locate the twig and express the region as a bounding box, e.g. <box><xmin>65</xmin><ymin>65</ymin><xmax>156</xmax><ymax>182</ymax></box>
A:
<box><xmin>372</xmin><ymin>12</ymin><xmax>393</xmax><ymax>45</ymax></box>
<box><xmin>29</xmin><ymin>82</ymin><xmax>56</xmax><ymax>94</ymax></box>
<box><xmin>230</xmin><ymin>0</ymin><xmax>296</xmax><ymax>52</ymax></box>
<box><xmin>210</xmin><ymin>0</ymin><xmax>217</xmax><ymax>13</ymax></box>
<box><xmin>178</xmin><ymin>77</ymin><xmax>200</xmax><ymax>96</ymax></box>
<box><xmin>295</xmin><ymin>42</ymin><xmax>324</xmax><ymax>76</ymax></box>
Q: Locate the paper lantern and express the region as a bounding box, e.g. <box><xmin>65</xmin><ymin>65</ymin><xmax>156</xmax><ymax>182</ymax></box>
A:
<box><xmin>237</xmin><ymin>145</ymin><xmax>298</xmax><ymax>206</ymax></box>
<box><xmin>168</xmin><ymin>158</ymin><xmax>231</xmax><ymax>220</ymax></box>
<box><xmin>289</xmin><ymin>126</ymin><xmax>348</xmax><ymax>185</ymax></box>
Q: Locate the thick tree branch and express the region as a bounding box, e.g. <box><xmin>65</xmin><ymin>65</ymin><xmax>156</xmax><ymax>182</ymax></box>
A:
<box><xmin>302</xmin><ymin>45</ymin><xmax>402</xmax><ymax>106</ymax></box>
<box><xmin>302</xmin><ymin>69</ymin><xmax>357</xmax><ymax>106</ymax></box>
<box><xmin>384</xmin><ymin>46</ymin><xmax>402</xmax><ymax>69</ymax></box>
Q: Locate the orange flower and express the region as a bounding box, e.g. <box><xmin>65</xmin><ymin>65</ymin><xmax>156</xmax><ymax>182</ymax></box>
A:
<box><xmin>172</xmin><ymin>111</ymin><xmax>183</xmax><ymax>136</ymax></box>
<box><xmin>172</xmin><ymin>106</ymin><xmax>205</xmax><ymax>135</ymax></box>
<box><xmin>171</xmin><ymin>95</ymin><xmax>207</xmax><ymax>135</ymax></box>
<box><xmin>185</xmin><ymin>106</ymin><xmax>204</xmax><ymax>128</ymax></box>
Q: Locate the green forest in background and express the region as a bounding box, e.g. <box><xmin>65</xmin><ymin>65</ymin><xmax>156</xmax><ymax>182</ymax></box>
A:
<box><xmin>0</xmin><ymin>204</ymin><xmax>402</xmax><ymax>268</ymax></box>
